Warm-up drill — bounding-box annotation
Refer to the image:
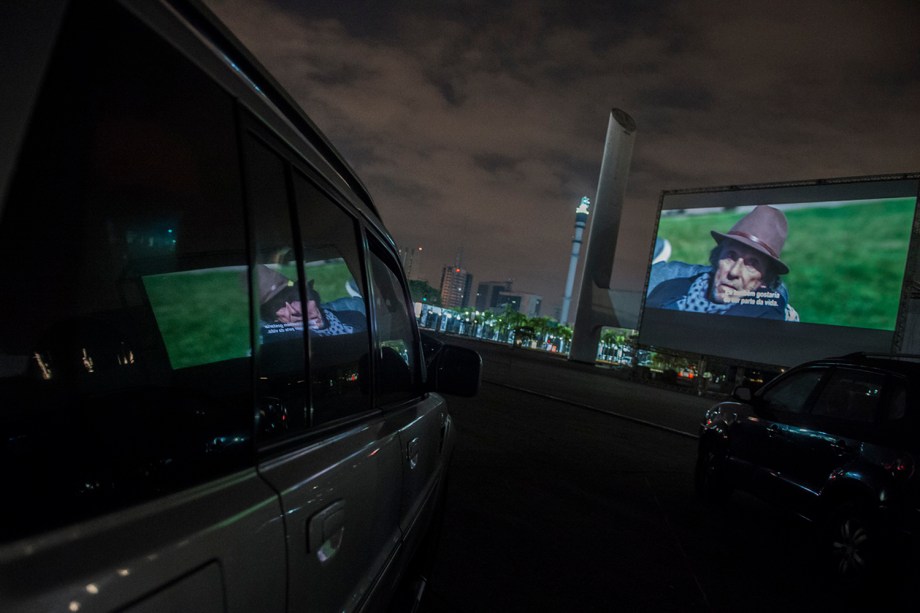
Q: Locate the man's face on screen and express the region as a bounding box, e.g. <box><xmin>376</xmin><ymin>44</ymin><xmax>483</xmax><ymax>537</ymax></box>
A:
<box><xmin>711</xmin><ymin>241</ymin><xmax>768</xmax><ymax>303</ymax></box>
<box><xmin>275</xmin><ymin>298</ymin><xmax>325</xmax><ymax>330</ymax></box>
<box><xmin>275</xmin><ymin>300</ymin><xmax>302</xmax><ymax>324</ymax></box>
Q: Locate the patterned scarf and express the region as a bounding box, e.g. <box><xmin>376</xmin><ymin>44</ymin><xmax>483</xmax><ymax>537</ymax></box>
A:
<box><xmin>311</xmin><ymin>308</ymin><xmax>355</xmax><ymax>336</ymax></box>
<box><xmin>675</xmin><ymin>274</ymin><xmax>733</xmax><ymax>314</ymax></box>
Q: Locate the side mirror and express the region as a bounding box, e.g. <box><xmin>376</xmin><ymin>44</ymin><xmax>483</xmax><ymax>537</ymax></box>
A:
<box><xmin>427</xmin><ymin>344</ymin><xmax>481</xmax><ymax>397</ymax></box>
<box><xmin>732</xmin><ymin>386</ymin><xmax>752</xmax><ymax>403</ymax></box>
<box><xmin>420</xmin><ymin>331</ymin><xmax>444</xmax><ymax>365</ymax></box>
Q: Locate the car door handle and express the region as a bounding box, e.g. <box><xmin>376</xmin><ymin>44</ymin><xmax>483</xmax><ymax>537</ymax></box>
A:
<box><xmin>766</xmin><ymin>424</ymin><xmax>781</xmax><ymax>438</ymax></box>
<box><xmin>308</xmin><ymin>500</ymin><xmax>345</xmax><ymax>564</ymax></box>
<box><xmin>831</xmin><ymin>440</ymin><xmax>849</xmax><ymax>455</ymax></box>
<box><xmin>407</xmin><ymin>437</ymin><xmax>420</xmax><ymax>470</ymax></box>
<box><xmin>439</xmin><ymin>414</ymin><xmax>449</xmax><ymax>455</ymax></box>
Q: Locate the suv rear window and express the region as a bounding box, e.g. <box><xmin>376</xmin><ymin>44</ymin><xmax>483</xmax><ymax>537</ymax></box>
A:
<box><xmin>811</xmin><ymin>368</ymin><xmax>885</xmax><ymax>423</ymax></box>
<box><xmin>759</xmin><ymin>368</ymin><xmax>826</xmax><ymax>414</ymax></box>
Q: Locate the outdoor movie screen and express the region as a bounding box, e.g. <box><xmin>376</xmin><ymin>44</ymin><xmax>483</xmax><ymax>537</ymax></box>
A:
<box><xmin>638</xmin><ymin>176</ymin><xmax>920</xmax><ymax>366</ymax></box>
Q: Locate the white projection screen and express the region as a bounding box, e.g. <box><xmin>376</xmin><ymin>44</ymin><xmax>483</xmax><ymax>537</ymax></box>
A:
<box><xmin>638</xmin><ymin>175</ymin><xmax>920</xmax><ymax>366</ymax></box>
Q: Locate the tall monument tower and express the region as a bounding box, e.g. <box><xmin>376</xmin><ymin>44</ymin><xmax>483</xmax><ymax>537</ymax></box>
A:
<box><xmin>560</xmin><ymin>196</ymin><xmax>591</xmax><ymax>324</ymax></box>
<box><xmin>570</xmin><ymin>109</ymin><xmax>636</xmax><ymax>363</ymax></box>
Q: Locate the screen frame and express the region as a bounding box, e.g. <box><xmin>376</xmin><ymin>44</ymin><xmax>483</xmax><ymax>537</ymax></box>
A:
<box><xmin>636</xmin><ymin>174</ymin><xmax>920</xmax><ymax>367</ymax></box>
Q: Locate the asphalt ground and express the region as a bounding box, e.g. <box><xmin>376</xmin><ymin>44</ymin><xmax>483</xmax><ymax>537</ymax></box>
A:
<box><xmin>416</xmin><ymin>337</ymin><xmax>920</xmax><ymax>612</ymax></box>
<box><xmin>443</xmin><ymin>335</ymin><xmax>713</xmax><ymax>437</ymax></box>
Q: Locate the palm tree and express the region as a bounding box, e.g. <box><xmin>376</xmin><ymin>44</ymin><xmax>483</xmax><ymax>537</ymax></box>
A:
<box><xmin>528</xmin><ymin>316</ymin><xmax>554</xmax><ymax>343</ymax></box>
<box><xmin>555</xmin><ymin>324</ymin><xmax>573</xmax><ymax>353</ymax></box>
<box><xmin>494</xmin><ymin>306</ymin><xmax>526</xmax><ymax>344</ymax></box>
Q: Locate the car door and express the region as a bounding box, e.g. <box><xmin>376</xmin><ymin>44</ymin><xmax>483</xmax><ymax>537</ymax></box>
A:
<box><xmin>241</xmin><ymin>122</ymin><xmax>403</xmax><ymax>612</ymax></box>
<box><xmin>366</xmin><ymin>237</ymin><xmax>452</xmax><ymax>543</ymax></box>
<box><xmin>728</xmin><ymin>366</ymin><xmax>829</xmax><ymax>502</ymax></box>
<box><xmin>0</xmin><ymin>3</ymin><xmax>286</xmax><ymax>610</ymax></box>
<box><xmin>786</xmin><ymin>367</ymin><xmax>889</xmax><ymax>507</ymax></box>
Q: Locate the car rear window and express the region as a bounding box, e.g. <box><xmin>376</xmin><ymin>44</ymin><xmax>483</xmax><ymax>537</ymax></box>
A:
<box><xmin>759</xmin><ymin>368</ymin><xmax>826</xmax><ymax>414</ymax></box>
<box><xmin>811</xmin><ymin>368</ymin><xmax>885</xmax><ymax>423</ymax></box>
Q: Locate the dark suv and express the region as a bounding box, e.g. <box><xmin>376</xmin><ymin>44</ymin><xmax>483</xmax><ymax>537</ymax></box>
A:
<box><xmin>0</xmin><ymin>1</ymin><xmax>480</xmax><ymax>611</ymax></box>
<box><xmin>696</xmin><ymin>353</ymin><xmax>920</xmax><ymax>584</ymax></box>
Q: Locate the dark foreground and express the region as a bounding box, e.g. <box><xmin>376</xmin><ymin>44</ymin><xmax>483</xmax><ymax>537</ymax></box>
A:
<box><xmin>417</xmin><ymin>339</ymin><xmax>919</xmax><ymax>612</ymax></box>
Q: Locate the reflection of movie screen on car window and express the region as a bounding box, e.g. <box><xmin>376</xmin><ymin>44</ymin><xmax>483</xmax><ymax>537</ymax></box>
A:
<box><xmin>143</xmin><ymin>267</ymin><xmax>250</xmax><ymax>369</ymax></box>
<box><xmin>639</xmin><ymin>176</ymin><xmax>920</xmax><ymax>365</ymax></box>
<box><xmin>304</xmin><ymin>258</ymin><xmax>357</xmax><ymax>303</ymax></box>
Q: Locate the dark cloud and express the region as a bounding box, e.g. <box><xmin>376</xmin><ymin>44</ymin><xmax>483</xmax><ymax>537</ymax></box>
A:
<box><xmin>473</xmin><ymin>153</ymin><xmax>519</xmax><ymax>175</ymax></box>
<box><xmin>638</xmin><ymin>84</ymin><xmax>714</xmax><ymax>112</ymax></box>
<box><xmin>205</xmin><ymin>0</ymin><xmax>920</xmax><ymax>318</ymax></box>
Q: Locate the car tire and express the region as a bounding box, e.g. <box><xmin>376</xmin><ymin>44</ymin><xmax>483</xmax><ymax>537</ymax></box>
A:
<box><xmin>694</xmin><ymin>442</ymin><xmax>731</xmax><ymax>502</ymax></box>
<box><xmin>820</xmin><ymin>500</ymin><xmax>889</xmax><ymax>590</ymax></box>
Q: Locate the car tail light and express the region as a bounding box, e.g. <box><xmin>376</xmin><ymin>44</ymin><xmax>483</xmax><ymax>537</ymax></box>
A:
<box><xmin>884</xmin><ymin>455</ymin><xmax>915</xmax><ymax>480</ymax></box>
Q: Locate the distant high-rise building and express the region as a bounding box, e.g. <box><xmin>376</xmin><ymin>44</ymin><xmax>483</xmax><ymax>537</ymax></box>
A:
<box><xmin>561</xmin><ymin>196</ymin><xmax>590</xmax><ymax>324</ymax></box>
<box><xmin>475</xmin><ymin>280</ymin><xmax>513</xmax><ymax>311</ymax></box>
<box><xmin>398</xmin><ymin>245</ymin><xmax>423</xmax><ymax>280</ymax></box>
<box><xmin>439</xmin><ymin>266</ymin><xmax>473</xmax><ymax>309</ymax></box>
<box><xmin>475</xmin><ymin>280</ymin><xmax>541</xmax><ymax>316</ymax></box>
<box><xmin>498</xmin><ymin>291</ymin><xmax>542</xmax><ymax>317</ymax></box>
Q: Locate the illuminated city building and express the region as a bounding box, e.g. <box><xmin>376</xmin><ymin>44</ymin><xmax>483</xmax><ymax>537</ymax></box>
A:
<box><xmin>398</xmin><ymin>245</ymin><xmax>423</xmax><ymax>279</ymax></box>
<box><xmin>561</xmin><ymin>196</ymin><xmax>590</xmax><ymax>324</ymax></box>
<box><xmin>498</xmin><ymin>291</ymin><xmax>542</xmax><ymax>317</ymax></box>
<box><xmin>439</xmin><ymin>265</ymin><xmax>473</xmax><ymax>309</ymax></box>
<box><xmin>475</xmin><ymin>280</ymin><xmax>513</xmax><ymax>311</ymax></box>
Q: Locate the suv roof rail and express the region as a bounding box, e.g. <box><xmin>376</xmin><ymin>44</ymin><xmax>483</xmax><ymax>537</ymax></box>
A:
<box><xmin>167</xmin><ymin>0</ymin><xmax>380</xmax><ymax>219</ymax></box>
<box><xmin>838</xmin><ymin>352</ymin><xmax>920</xmax><ymax>362</ymax></box>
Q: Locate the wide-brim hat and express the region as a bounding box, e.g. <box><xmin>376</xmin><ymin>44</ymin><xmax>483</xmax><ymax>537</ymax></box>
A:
<box><xmin>711</xmin><ymin>205</ymin><xmax>789</xmax><ymax>275</ymax></box>
<box><xmin>257</xmin><ymin>265</ymin><xmax>296</xmax><ymax>305</ymax></box>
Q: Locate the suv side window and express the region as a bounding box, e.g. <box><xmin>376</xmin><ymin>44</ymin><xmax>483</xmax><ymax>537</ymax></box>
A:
<box><xmin>884</xmin><ymin>380</ymin><xmax>907</xmax><ymax>422</ymax></box>
<box><xmin>368</xmin><ymin>238</ymin><xmax>421</xmax><ymax>406</ymax></box>
<box><xmin>293</xmin><ymin>171</ymin><xmax>372</xmax><ymax>425</ymax></box>
<box><xmin>245</xmin><ymin>124</ymin><xmax>374</xmax><ymax>437</ymax></box>
<box><xmin>877</xmin><ymin>377</ymin><xmax>910</xmax><ymax>441</ymax></box>
<box><xmin>244</xmin><ymin>131</ymin><xmax>309</xmax><ymax>440</ymax></box>
<box><xmin>759</xmin><ymin>368</ymin><xmax>826</xmax><ymax>415</ymax></box>
<box><xmin>0</xmin><ymin>1</ymin><xmax>252</xmax><ymax>542</ymax></box>
<box><xmin>811</xmin><ymin>368</ymin><xmax>885</xmax><ymax>424</ymax></box>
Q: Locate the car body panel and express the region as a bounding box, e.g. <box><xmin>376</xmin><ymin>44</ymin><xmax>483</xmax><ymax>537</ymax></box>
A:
<box><xmin>258</xmin><ymin>419</ymin><xmax>403</xmax><ymax>613</ymax></box>
<box><xmin>395</xmin><ymin>394</ymin><xmax>451</xmax><ymax>535</ymax></box>
<box><xmin>0</xmin><ymin>470</ymin><xmax>286</xmax><ymax>613</ymax></box>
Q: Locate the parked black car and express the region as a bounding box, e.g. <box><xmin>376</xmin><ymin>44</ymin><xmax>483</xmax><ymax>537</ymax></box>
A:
<box><xmin>695</xmin><ymin>353</ymin><xmax>920</xmax><ymax>587</ymax></box>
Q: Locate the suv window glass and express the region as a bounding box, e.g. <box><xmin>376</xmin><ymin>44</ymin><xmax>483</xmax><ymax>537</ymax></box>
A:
<box><xmin>885</xmin><ymin>382</ymin><xmax>907</xmax><ymax>422</ymax></box>
<box><xmin>244</xmin><ymin>132</ymin><xmax>309</xmax><ymax>440</ymax></box>
<box><xmin>0</xmin><ymin>2</ymin><xmax>252</xmax><ymax>541</ymax></box>
<box><xmin>759</xmin><ymin>368</ymin><xmax>826</xmax><ymax>414</ymax></box>
<box><xmin>368</xmin><ymin>240</ymin><xmax>420</xmax><ymax>406</ymax></box>
<box><xmin>877</xmin><ymin>378</ymin><xmax>910</xmax><ymax>442</ymax></box>
<box><xmin>292</xmin><ymin>171</ymin><xmax>372</xmax><ymax>424</ymax></box>
<box><xmin>811</xmin><ymin>368</ymin><xmax>885</xmax><ymax>423</ymax></box>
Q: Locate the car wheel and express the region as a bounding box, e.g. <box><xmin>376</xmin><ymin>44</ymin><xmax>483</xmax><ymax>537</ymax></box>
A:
<box><xmin>821</xmin><ymin>501</ymin><xmax>886</xmax><ymax>588</ymax></box>
<box><xmin>694</xmin><ymin>442</ymin><xmax>731</xmax><ymax>502</ymax></box>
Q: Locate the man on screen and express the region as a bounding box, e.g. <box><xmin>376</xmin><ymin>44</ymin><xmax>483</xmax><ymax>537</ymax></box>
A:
<box><xmin>257</xmin><ymin>266</ymin><xmax>364</xmax><ymax>337</ymax></box>
<box><xmin>646</xmin><ymin>205</ymin><xmax>795</xmax><ymax>320</ymax></box>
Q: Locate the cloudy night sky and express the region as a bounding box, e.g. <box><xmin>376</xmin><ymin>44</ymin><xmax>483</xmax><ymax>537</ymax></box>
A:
<box><xmin>203</xmin><ymin>0</ymin><xmax>920</xmax><ymax>318</ymax></box>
